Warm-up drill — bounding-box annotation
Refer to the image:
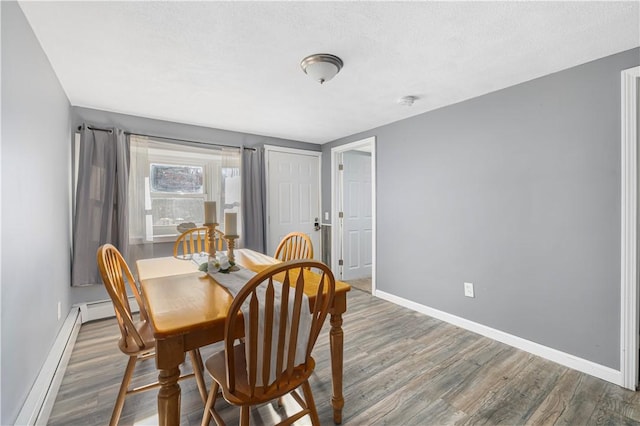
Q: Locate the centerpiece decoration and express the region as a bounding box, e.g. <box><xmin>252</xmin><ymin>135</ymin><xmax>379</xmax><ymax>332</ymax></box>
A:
<box><xmin>223</xmin><ymin>212</ymin><xmax>240</xmax><ymax>272</ymax></box>
<box><xmin>200</xmin><ymin>202</ymin><xmax>239</xmax><ymax>273</ymax></box>
<box><xmin>198</xmin><ymin>253</ymin><xmax>236</xmax><ymax>273</ymax></box>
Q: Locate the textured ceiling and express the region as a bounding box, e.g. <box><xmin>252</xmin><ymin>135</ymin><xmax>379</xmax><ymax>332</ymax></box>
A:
<box><xmin>18</xmin><ymin>1</ymin><xmax>640</xmax><ymax>144</ymax></box>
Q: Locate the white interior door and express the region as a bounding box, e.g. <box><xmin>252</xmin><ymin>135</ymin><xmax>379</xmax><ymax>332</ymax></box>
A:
<box><xmin>341</xmin><ymin>151</ymin><xmax>372</xmax><ymax>280</ymax></box>
<box><xmin>266</xmin><ymin>147</ymin><xmax>321</xmax><ymax>259</ymax></box>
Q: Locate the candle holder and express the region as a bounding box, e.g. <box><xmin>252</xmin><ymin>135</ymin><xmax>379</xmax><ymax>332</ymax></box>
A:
<box><xmin>204</xmin><ymin>223</ymin><xmax>219</xmax><ymax>258</ymax></box>
<box><xmin>224</xmin><ymin>234</ymin><xmax>240</xmax><ymax>271</ymax></box>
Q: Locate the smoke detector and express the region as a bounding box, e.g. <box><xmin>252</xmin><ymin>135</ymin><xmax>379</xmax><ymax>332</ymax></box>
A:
<box><xmin>398</xmin><ymin>96</ymin><xmax>418</xmax><ymax>106</ymax></box>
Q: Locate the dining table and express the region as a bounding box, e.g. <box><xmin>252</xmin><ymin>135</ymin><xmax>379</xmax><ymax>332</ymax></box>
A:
<box><xmin>136</xmin><ymin>248</ymin><xmax>351</xmax><ymax>426</ymax></box>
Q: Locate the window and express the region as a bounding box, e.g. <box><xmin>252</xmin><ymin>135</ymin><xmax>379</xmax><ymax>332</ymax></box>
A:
<box><xmin>150</xmin><ymin>164</ymin><xmax>203</xmax><ymax>193</ymax></box>
<box><xmin>129</xmin><ymin>135</ymin><xmax>241</xmax><ymax>243</ymax></box>
<box><xmin>149</xmin><ymin>163</ymin><xmax>206</xmax><ymax>237</ymax></box>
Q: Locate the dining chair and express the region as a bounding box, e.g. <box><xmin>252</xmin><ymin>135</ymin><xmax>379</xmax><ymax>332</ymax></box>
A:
<box><xmin>201</xmin><ymin>259</ymin><xmax>336</xmax><ymax>426</ymax></box>
<box><xmin>174</xmin><ymin>226</ymin><xmax>225</xmax><ymax>259</ymax></box>
<box><xmin>97</xmin><ymin>243</ymin><xmax>208</xmax><ymax>426</ymax></box>
<box><xmin>274</xmin><ymin>232</ymin><xmax>314</xmax><ymax>262</ymax></box>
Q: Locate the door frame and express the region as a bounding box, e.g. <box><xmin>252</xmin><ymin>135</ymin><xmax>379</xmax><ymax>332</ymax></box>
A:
<box><xmin>331</xmin><ymin>137</ymin><xmax>376</xmax><ymax>293</ymax></box>
<box><xmin>264</xmin><ymin>144</ymin><xmax>322</xmax><ymax>257</ymax></box>
<box><xmin>621</xmin><ymin>66</ymin><xmax>639</xmax><ymax>390</ymax></box>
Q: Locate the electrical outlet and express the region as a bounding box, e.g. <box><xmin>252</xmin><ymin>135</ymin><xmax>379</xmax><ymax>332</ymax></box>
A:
<box><xmin>57</xmin><ymin>301</ymin><xmax>62</xmax><ymax>320</ymax></box>
<box><xmin>324</xmin><ymin>212</ymin><xmax>329</xmax><ymax>221</ymax></box>
<box><xmin>464</xmin><ymin>282</ymin><xmax>475</xmax><ymax>298</ymax></box>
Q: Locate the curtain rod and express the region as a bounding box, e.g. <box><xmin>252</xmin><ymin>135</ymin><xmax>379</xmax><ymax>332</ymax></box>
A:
<box><xmin>125</xmin><ymin>131</ymin><xmax>243</xmax><ymax>151</ymax></box>
<box><xmin>77</xmin><ymin>125</ymin><xmax>256</xmax><ymax>151</ymax></box>
<box><xmin>78</xmin><ymin>125</ymin><xmax>112</xmax><ymax>133</ymax></box>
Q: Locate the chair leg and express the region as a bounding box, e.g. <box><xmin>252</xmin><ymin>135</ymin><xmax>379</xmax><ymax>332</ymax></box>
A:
<box><xmin>201</xmin><ymin>381</ymin><xmax>219</xmax><ymax>426</ymax></box>
<box><xmin>109</xmin><ymin>356</ymin><xmax>137</xmax><ymax>426</ymax></box>
<box><xmin>301</xmin><ymin>380</ymin><xmax>320</xmax><ymax>426</ymax></box>
<box><xmin>240</xmin><ymin>406</ymin><xmax>250</xmax><ymax>426</ymax></box>
<box><xmin>195</xmin><ymin>348</ymin><xmax>205</xmax><ymax>372</ymax></box>
<box><xmin>189</xmin><ymin>350</ymin><xmax>208</xmax><ymax>403</ymax></box>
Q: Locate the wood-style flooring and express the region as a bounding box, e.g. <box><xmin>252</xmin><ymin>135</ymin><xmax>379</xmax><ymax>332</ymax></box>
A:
<box><xmin>49</xmin><ymin>289</ymin><xmax>640</xmax><ymax>425</ymax></box>
<box><xmin>344</xmin><ymin>277</ymin><xmax>371</xmax><ymax>293</ymax></box>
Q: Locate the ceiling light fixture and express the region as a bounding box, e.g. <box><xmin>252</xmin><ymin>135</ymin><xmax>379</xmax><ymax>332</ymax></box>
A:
<box><xmin>398</xmin><ymin>96</ymin><xmax>418</xmax><ymax>106</ymax></box>
<box><xmin>300</xmin><ymin>53</ymin><xmax>344</xmax><ymax>84</ymax></box>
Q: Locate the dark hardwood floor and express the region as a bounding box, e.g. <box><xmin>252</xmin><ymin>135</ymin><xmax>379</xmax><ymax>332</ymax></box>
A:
<box><xmin>49</xmin><ymin>288</ymin><xmax>640</xmax><ymax>425</ymax></box>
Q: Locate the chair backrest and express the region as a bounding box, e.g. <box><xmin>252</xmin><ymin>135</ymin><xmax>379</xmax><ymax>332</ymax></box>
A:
<box><xmin>96</xmin><ymin>244</ymin><xmax>149</xmax><ymax>351</ymax></box>
<box><xmin>173</xmin><ymin>227</ymin><xmax>225</xmax><ymax>259</ymax></box>
<box><xmin>274</xmin><ymin>232</ymin><xmax>313</xmax><ymax>262</ymax></box>
<box><xmin>224</xmin><ymin>259</ymin><xmax>335</xmax><ymax>399</ymax></box>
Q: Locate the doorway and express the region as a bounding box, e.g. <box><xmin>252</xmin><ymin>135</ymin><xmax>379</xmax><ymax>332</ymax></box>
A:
<box><xmin>331</xmin><ymin>137</ymin><xmax>376</xmax><ymax>293</ymax></box>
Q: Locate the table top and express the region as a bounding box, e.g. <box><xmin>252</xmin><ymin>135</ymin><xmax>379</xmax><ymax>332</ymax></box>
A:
<box><xmin>137</xmin><ymin>249</ymin><xmax>350</xmax><ymax>338</ymax></box>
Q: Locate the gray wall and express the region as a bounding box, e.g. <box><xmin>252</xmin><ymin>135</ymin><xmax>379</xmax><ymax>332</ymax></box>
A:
<box><xmin>1</xmin><ymin>2</ymin><xmax>73</xmax><ymax>423</ymax></box>
<box><xmin>70</xmin><ymin>107</ymin><xmax>320</xmax><ymax>305</ymax></box>
<box><xmin>323</xmin><ymin>48</ymin><xmax>640</xmax><ymax>370</ymax></box>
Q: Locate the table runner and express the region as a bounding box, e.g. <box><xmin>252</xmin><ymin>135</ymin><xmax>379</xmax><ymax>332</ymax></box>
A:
<box><xmin>208</xmin><ymin>263</ymin><xmax>311</xmax><ymax>386</ymax></box>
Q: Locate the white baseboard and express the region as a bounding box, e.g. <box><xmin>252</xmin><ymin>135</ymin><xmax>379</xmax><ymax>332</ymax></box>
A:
<box><xmin>15</xmin><ymin>307</ymin><xmax>81</xmax><ymax>425</ymax></box>
<box><xmin>375</xmin><ymin>290</ymin><xmax>623</xmax><ymax>386</ymax></box>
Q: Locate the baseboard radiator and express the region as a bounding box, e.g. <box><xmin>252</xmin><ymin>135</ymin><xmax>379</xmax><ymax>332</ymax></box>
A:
<box><xmin>15</xmin><ymin>308</ymin><xmax>81</xmax><ymax>425</ymax></box>
<box><xmin>78</xmin><ymin>297</ymin><xmax>139</xmax><ymax>324</ymax></box>
<box><xmin>15</xmin><ymin>298</ymin><xmax>136</xmax><ymax>425</ymax></box>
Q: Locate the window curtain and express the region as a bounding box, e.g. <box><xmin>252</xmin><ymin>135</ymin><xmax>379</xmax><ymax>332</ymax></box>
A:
<box><xmin>72</xmin><ymin>125</ymin><xmax>129</xmax><ymax>286</ymax></box>
<box><xmin>127</xmin><ymin>135</ymin><xmax>242</xmax><ymax>265</ymax></box>
<box><xmin>127</xmin><ymin>135</ymin><xmax>153</xmax><ymax>262</ymax></box>
<box><xmin>241</xmin><ymin>147</ymin><xmax>266</xmax><ymax>253</ymax></box>
<box><xmin>221</xmin><ymin>147</ymin><xmax>242</xmax><ymax>241</ymax></box>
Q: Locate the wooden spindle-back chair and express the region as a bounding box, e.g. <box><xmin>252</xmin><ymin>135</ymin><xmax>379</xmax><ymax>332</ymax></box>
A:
<box><xmin>274</xmin><ymin>232</ymin><xmax>313</xmax><ymax>262</ymax></box>
<box><xmin>201</xmin><ymin>259</ymin><xmax>336</xmax><ymax>426</ymax></box>
<box><xmin>97</xmin><ymin>244</ymin><xmax>208</xmax><ymax>426</ymax></box>
<box><xmin>173</xmin><ymin>227</ymin><xmax>225</xmax><ymax>259</ymax></box>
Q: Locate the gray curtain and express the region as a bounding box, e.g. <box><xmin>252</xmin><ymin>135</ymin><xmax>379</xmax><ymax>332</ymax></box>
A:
<box><xmin>241</xmin><ymin>147</ymin><xmax>266</xmax><ymax>253</ymax></box>
<box><xmin>72</xmin><ymin>125</ymin><xmax>129</xmax><ymax>286</ymax></box>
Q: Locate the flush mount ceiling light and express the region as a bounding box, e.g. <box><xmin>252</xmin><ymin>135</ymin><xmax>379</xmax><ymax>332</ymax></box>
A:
<box><xmin>300</xmin><ymin>53</ymin><xmax>344</xmax><ymax>84</ymax></box>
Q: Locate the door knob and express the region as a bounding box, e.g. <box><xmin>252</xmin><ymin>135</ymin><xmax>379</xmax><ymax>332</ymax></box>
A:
<box><xmin>314</xmin><ymin>217</ymin><xmax>321</xmax><ymax>231</ymax></box>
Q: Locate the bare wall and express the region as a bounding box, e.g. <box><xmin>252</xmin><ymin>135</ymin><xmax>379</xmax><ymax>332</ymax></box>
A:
<box><xmin>322</xmin><ymin>48</ymin><xmax>640</xmax><ymax>369</ymax></box>
<box><xmin>1</xmin><ymin>2</ymin><xmax>72</xmax><ymax>423</ymax></box>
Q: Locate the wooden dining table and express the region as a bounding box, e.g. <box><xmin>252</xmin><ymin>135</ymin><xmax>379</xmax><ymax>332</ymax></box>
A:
<box><xmin>136</xmin><ymin>248</ymin><xmax>351</xmax><ymax>426</ymax></box>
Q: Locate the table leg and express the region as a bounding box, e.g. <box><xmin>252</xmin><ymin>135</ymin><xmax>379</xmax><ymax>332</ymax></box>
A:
<box><xmin>330</xmin><ymin>312</ymin><xmax>344</xmax><ymax>424</ymax></box>
<box><xmin>158</xmin><ymin>367</ymin><xmax>181</xmax><ymax>426</ymax></box>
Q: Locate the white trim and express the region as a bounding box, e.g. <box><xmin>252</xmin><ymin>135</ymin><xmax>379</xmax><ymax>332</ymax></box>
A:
<box><xmin>376</xmin><ymin>290</ymin><xmax>624</xmax><ymax>386</ymax></box>
<box><xmin>0</xmin><ymin>7</ymin><xmax>3</xmax><ymax>421</ymax></box>
<box><xmin>330</xmin><ymin>150</ymin><xmax>341</xmax><ymax>274</ymax></box>
<box><xmin>263</xmin><ymin>145</ymin><xmax>322</xmax><ymax>158</ymax></box>
<box><xmin>330</xmin><ymin>137</ymin><xmax>377</xmax><ymax>293</ymax></box>
<box><xmin>15</xmin><ymin>308</ymin><xmax>82</xmax><ymax>425</ymax></box>
<box><xmin>621</xmin><ymin>66</ymin><xmax>639</xmax><ymax>390</ymax></box>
